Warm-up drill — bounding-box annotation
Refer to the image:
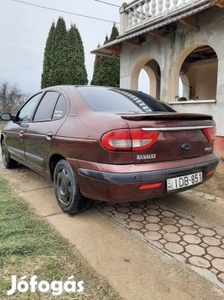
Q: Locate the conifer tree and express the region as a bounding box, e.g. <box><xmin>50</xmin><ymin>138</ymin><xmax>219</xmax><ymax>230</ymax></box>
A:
<box><xmin>51</xmin><ymin>17</ymin><xmax>69</xmax><ymax>85</ymax></box>
<box><xmin>41</xmin><ymin>23</ymin><xmax>55</xmax><ymax>88</ymax></box>
<box><xmin>91</xmin><ymin>24</ymin><xmax>120</xmax><ymax>87</ymax></box>
<box><xmin>67</xmin><ymin>25</ymin><xmax>88</xmax><ymax>85</ymax></box>
<box><xmin>109</xmin><ymin>24</ymin><xmax>119</xmax><ymax>42</ymax></box>
<box><xmin>41</xmin><ymin>17</ymin><xmax>88</xmax><ymax>87</ymax></box>
<box><xmin>107</xmin><ymin>24</ymin><xmax>120</xmax><ymax>87</ymax></box>
<box><xmin>90</xmin><ymin>39</ymin><xmax>109</xmax><ymax>86</ymax></box>
<box><xmin>74</xmin><ymin>26</ymin><xmax>88</xmax><ymax>84</ymax></box>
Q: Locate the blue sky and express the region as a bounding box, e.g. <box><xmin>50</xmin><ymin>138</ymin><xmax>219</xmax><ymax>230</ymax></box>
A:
<box><xmin>0</xmin><ymin>0</ymin><xmax>121</xmax><ymax>95</ymax></box>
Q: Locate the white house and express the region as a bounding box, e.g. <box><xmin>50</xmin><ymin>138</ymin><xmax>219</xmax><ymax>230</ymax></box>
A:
<box><xmin>92</xmin><ymin>0</ymin><xmax>224</xmax><ymax>157</ymax></box>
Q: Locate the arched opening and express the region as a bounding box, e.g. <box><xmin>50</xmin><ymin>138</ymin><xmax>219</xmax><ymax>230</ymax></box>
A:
<box><xmin>132</xmin><ymin>58</ymin><xmax>161</xmax><ymax>98</ymax></box>
<box><xmin>178</xmin><ymin>74</ymin><xmax>190</xmax><ymax>100</ymax></box>
<box><xmin>138</xmin><ymin>69</ymin><xmax>150</xmax><ymax>94</ymax></box>
<box><xmin>177</xmin><ymin>45</ymin><xmax>218</xmax><ymax>101</ymax></box>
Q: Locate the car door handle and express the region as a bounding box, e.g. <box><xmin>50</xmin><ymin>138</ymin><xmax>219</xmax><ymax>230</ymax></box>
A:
<box><xmin>19</xmin><ymin>130</ymin><xmax>24</xmax><ymax>137</ymax></box>
<box><xmin>46</xmin><ymin>132</ymin><xmax>54</xmax><ymax>140</ymax></box>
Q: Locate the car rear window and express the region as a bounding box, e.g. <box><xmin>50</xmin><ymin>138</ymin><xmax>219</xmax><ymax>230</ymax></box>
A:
<box><xmin>76</xmin><ymin>86</ymin><xmax>175</xmax><ymax>113</ymax></box>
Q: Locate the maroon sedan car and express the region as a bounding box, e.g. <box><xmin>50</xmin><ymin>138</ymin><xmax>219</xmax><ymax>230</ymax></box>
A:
<box><xmin>0</xmin><ymin>85</ymin><xmax>219</xmax><ymax>214</ymax></box>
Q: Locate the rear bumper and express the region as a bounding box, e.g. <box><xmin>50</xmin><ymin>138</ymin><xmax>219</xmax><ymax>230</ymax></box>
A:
<box><xmin>68</xmin><ymin>154</ymin><xmax>219</xmax><ymax>202</ymax></box>
<box><xmin>78</xmin><ymin>158</ymin><xmax>218</xmax><ymax>185</ymax></box>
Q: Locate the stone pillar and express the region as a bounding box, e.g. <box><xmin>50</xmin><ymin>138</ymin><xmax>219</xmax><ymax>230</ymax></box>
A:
<box><xmin>160</xmin><ymin>48</ymin><xmax>177</xmax><ymax>103</ymax></box>
<box><xmin>119</xmin><ymin>4</ymin><xmax>128</xmax><ymax>35</ymax></box>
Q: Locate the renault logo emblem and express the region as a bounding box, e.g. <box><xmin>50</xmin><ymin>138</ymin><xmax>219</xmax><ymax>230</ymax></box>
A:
<box><xmin>181</xmin><ymin>143</ymin><xmax>191</xmax><ymax>150</ymax></box>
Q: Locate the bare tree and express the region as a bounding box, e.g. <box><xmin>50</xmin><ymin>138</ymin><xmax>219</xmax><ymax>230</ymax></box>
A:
<box><xmin>0</xmin><ymin>81</ymin><xmax>27</xmax><ymax>114</ymax></box>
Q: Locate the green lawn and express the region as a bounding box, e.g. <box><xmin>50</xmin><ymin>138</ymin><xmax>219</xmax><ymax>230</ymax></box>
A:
<box><xmin>0</xmin><ymin>176</ymin><xmax>120</xmax><ymax>299</ymax></box>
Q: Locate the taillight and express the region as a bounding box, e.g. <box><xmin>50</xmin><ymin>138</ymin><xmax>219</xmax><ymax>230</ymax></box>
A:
<box><xmin>130</xmin><ymin>129</ymin><xmax>159</xmax><ymax>151</ymax></box>
<box><xmin>203</xmin><ymin>126</ymin><xmax>216</xmax><ymax>143</ymax></box>
<box><xmin>101</xmin><ymin>129</ymin><xmax>159</xmax><ymax>151</ymax></box>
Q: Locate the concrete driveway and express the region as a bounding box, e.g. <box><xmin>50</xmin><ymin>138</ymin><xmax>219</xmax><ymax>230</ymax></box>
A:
<box><xmin>0</xmin><ymin>155</ymin><xmax>224</xmax><ymax>300</ymax></box>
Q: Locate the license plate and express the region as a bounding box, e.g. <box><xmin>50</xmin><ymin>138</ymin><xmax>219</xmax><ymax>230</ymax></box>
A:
<box><xmin>167</xmin><ymin>172</ymin><xmax>203</xmax><ymax>192</ymax></box>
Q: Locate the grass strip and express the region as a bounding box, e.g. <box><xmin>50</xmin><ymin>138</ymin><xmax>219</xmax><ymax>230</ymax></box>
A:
<box><xmin>0</xmin><ymin>176</ymin><xmax>120</xmax><ymax>299</ymax></box>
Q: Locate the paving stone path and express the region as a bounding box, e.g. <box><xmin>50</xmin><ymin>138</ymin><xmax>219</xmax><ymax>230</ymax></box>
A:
<box><xmin>95</xmin><ymin>194</ymin><xmax>224</xmax><ymax>290</ymax></box>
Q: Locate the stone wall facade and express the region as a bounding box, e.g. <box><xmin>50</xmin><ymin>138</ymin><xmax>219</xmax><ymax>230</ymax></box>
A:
<box><xmin>119</xmin><ymin>6</ymin><xmax>224</xmax><ymax>156</ymax></box>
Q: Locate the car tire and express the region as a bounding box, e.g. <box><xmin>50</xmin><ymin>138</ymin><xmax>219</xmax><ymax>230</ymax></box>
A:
<box><xmin>53</xmin><ymin>159</ymin><xmax>91</xmax><ymax>215</ymax></box>
<box><xmin>1</xmin><ymin>139</ymin><xmax>18</xmax><ymax>169</ymax></box>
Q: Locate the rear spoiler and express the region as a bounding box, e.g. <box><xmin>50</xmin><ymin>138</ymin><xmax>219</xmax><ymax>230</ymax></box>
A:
<box><xmin>121</xmin><ymin>112</ymin><xmax>213</xmax><ymax>121</ymax></box>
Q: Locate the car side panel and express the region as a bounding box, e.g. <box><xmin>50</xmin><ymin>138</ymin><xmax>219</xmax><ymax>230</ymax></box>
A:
<box><xmin>23</xmin><ymin>119</ymin><xmax>66</xmax><ymax>171</ymax></box>
<box><xmin>50</xmin><ymin>111</ymin><xmax>133</xmax><ymax>164</ymax></box>
<box><xmin>2</xmin><ymin>121</ymin><xmax>27</xmax><ymax>162</ymax></box>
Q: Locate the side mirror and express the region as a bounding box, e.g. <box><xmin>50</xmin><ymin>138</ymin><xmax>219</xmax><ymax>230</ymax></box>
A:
<box><xmin>0</xmin><ymin>113</ymin><xmax>12</xmax><ymax>121</ymax></box>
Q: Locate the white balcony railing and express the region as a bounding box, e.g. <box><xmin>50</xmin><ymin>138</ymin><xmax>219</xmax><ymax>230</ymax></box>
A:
<box><xmin>119</xmin><ymin>0</ymin><xmax>213</xmax><ymax>35</ymax></box>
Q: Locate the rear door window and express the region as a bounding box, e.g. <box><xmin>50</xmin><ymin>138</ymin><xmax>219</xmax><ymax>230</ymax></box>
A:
<box><xmin>53</xmin><ymin>94</ymin><xmax>67</xmax><ymax>120</ymax></box>
<box><xmin>33</xmin><ymin>92</ymin><xmax>60</xmax><ymax>122</ymax></box>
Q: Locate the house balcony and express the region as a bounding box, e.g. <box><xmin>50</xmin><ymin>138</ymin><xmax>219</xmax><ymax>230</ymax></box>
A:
<box><xmin>92</xmin><ymin>0</ymin><xmax>223</xmax><ymax>57</ymax></box>
<box><xmin>119</xmin><ymin>0</ymin><xmax>223</xmax><ymax>37</ymax></box>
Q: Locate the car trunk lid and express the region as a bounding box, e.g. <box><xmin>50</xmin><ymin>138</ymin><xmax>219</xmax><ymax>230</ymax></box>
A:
<box><xmin>121</xmin><ymin>112</ymin><xmax>215</xmax><ymax>164</ymax></box>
